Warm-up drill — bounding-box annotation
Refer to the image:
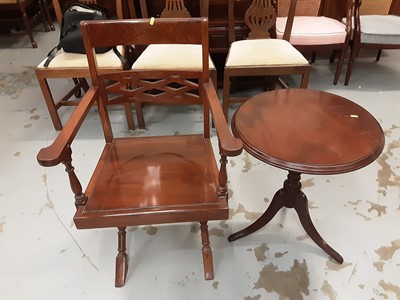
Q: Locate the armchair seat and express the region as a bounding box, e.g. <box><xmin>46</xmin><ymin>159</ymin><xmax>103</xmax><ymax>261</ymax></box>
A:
<box><xmin>358</xmin><ymin>15</ymin><xmax>400</xmax><ymax>44</ymax></box>
<box><xmin>74</xmin><ymin>134</ymin><xmax>227</xmax><ymax>229</ymax></box>
<box><xmin>225</xmin><ymin>39</ymin><xmax>309</xmax><ymax>67</ymax></box>
<box><xmin>276</xmin><ymin>16</ymin><xmax>347</xmax><ymax>45</ymax></box>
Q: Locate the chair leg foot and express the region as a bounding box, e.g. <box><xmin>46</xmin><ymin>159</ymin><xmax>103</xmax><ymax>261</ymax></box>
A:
<box><xmin>200</xmin><ymin>222</ymin><xmax>214</xmax><ymax>280</ymax></box>
<box><xmin>115</xmin><ymin>227</ymin><xmax>128</xmax><ymax>287</ymax></box>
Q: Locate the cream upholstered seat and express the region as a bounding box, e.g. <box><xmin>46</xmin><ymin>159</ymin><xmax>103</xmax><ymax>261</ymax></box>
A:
<box><xmin>132</xmin><ymin>44</ymin><xmax>216</xmax><ymax>70</ymax></box>
<box><xmin>344</xmin><ymin>0</ymin><xmax>400</xmax><ymax>85</ymax></box>
<box><xmin>222</xmin><ymin>0</ymin><xmax>310</xmax><ymax>120</ymax></box>
<box><xmin>275</xmin><ymin>0</ymin><xmax>354</xmax><ymax>85</ymax></box>
<box><xmin>225</xmin><ymin>39</ymin><xmax>309</xmax><ymax>67</ymax></box>
<box><xmin>37</xmin><ymin>46</ymin><xmax>123</xmax><ymax>69</ymax></box>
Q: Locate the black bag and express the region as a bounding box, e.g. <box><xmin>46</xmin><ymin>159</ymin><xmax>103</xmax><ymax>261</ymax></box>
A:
<box><xmin>44</xmin><ymin>2</ymin><xmax>125</xmax><ymax>67</ymax></box>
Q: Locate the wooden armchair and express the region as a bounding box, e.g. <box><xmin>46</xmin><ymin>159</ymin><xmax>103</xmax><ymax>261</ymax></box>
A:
<box><xmin>344</xmin><ymin>0</ymin><xmax>400</xmax><ymax>85</ymax></box>
<box><xmin>275</xmin><ymin>0</ymin><xmax>354</xmax><ymax>85</ymax></box>
<box><xmin>222</xmin><ymin>0</ymin><xmax>310</xmax><ymax>120</ymax></box>
<box><xmin>35</xmin><ymin>0</ymin><xmax>137</xmax><ymax>131</ymax></box>
<box><xmin>37</xmin><ymin>17</ymin><xmax>243</xmax><ymax>287</ymax></box>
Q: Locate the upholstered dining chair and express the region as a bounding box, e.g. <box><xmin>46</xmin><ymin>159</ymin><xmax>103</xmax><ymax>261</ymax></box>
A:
<box><xmin>37</xmin><ymin>17</ymin><xmax>242</xmax><ymax>287</ymax></box>
<box><xmin>344</xmin><ymin>0</ymin><xmax>400</xmax><ymax>85</ymax></box>
<box><xmin>0</xmin><ymin>0</ymin><xmax>51</xmax><ymax>48</ymax></box>
<box><xmin>135</xmin><ymin>0</ymin><xmax>217</xmax><ymax>129</ymax></box>
<box><xmin>222</xmin><ymin>0</ymin><xmax>310</xmax><ymax>121</ymax></box>
<box><xmin>275</xmin><ymin>0</ymin><xmax>355</xmax><ymax>85</ymax></box>
<box><xmin>35</xmin><ymin>0</ymin><xmax>137</xmax><ymax>131</ymax></box>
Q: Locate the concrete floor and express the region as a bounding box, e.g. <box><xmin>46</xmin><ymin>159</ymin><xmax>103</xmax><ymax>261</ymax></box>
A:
<box><xmin>0</xmin><ymin>24</ymin><xmax>399</xmax><ymax>300</ymax></box>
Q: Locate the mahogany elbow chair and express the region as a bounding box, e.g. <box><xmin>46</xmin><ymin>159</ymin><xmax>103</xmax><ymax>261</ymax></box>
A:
<box><xmin>37</xmin><ymin>17</ymin><xmax>243</xmax><ymax>287</ymax></box>
<box><xmin>222</xmin><ymin>0</ymin><xmax>310</xmax><ymax>121</ymax></box>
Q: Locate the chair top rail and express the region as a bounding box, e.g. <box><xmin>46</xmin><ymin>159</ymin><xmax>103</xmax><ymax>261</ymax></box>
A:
<box><xmin>80</xmin><ymin>17</ymin><xmax>208</xmax><ymax>49</ymax></box>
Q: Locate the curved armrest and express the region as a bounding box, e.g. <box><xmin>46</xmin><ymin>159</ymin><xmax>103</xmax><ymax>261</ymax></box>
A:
<box><xmin>37</xmin><ymin>87</ymin><xmax>99</xmax><ymax>167</ymax></box>
<box><xmin>204</xmin><ymin>81</ymin><xmax>243</xmax><ymax>157</ymax></box>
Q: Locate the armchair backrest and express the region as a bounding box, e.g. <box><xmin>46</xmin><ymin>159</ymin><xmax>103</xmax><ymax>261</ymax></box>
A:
<box><xmin>81</xmin><ymin>18</ymin><xmax>210</xmax><ymax>142</ymax></box>
<box><xmin>228</xmin><ymin>0</ymin><xmax>298</xmax><ymax>42</ymax></box>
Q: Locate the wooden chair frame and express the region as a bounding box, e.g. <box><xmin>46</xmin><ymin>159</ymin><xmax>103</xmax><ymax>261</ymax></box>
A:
<box><xmin>276</xmin><ymin>0</ymin><xmax>354</xmax><ymax>85</ymax></box>
<box><xmin>222</xmin><ymin>0</ymin><xmax>311</xmax><ymax>120</ymax></box>
<box><xmin>136</xmin><ymin>0</ymin><xmax>217</xmax><ymax>129</ymax></box>
<box><xmin>37</xmin><ymin>17</ymin><xmax>242</xmax><ymax>287</ymax></box>
<box><xmin>0</xmin><ymin>0</ymin><xmax>53</xmax><ymax>48</ymax></box>
<box><xmin>35</xmin><ymin>0</ymin><xmax>137</xmax><ymax>131</ymax></box>
<box><xmin>344</xmin><ymin>0</ymin><xmax>400</xmax><ymax>85</ymax></box>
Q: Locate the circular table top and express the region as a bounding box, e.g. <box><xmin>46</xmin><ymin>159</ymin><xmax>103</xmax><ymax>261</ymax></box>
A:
<box><xmin>232</xmin><ymin>89</ymin><xmax>385</xmax><ymax>175</ymax></box>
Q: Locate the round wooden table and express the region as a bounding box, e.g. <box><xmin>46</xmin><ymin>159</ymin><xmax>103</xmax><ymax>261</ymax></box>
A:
<box><xmin>228</xmin><ymin>89</ymin><xmax>385</xmax><ymax>264</ymax></box>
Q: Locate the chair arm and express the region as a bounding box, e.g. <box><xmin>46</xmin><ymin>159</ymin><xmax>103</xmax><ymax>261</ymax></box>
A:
<box><xmin>204</xmin><ymin>81</ymin><xmax>243</xmax><ymax>157</ymax></box>
<box><xmin>37</xmin><ymin>87</ymin><xmax>99</xmax><ymax>167</ymax></box>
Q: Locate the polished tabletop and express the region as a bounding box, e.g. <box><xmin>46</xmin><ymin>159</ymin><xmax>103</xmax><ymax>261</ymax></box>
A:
<box><xmin>231</xmin><ymin>89</ymin><xmax>385</xmax><ymax>175</ymax></box>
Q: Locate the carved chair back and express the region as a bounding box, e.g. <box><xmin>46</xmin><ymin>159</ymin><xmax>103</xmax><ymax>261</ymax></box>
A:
<box><xmin>228</xmin><ymin>0</ymin><xmax>297</xmax><ymax>43</ymax></box>
<box><xmin>140</xmin><ymin>0</ymin><xmax>208</xmax><ymax>18</ymax></box>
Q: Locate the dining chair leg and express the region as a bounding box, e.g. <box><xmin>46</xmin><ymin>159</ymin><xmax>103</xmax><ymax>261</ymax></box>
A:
<box><xmin>124</xmin><ymin>104</ymin><xmax>135</xmax><ymax>130</ymax></box>
<box><xmin>222</xmin><ymin>72</ymin><xmax>230</xmax><ymax>122</ymax></box>
<box><xmin>36</xmin><ymin>76</ymin><xmax>63</xmax><ymax>130</ymax></box>
<box><xmin>19</xmin><ymin>2</ymin><xmax>37</xmax><ymax>48</ymax></box>
<box><xmin>300</xmin><ymin>70</ymin><xmax>310</xmax><ymax>88</ymax></box>
<box><xmin>200</xmin><ymin>221</ymin><xmax>214</xmax><ymax>280</ymax></box>
<box><xmin>134</xmin><ymin>103</ymin><xmax>145</xmax><ymax>129</ymax></box>
<box><xmin>333</xmin><ymin>45</ymin><xmax>348</xmax><ymax>85</ymax></box>
<box><xmin>345</xmin><ymin>46</ymin><xmax>358</xmax><ymax>86</ymax></box>
<box><xmin>115</xmin><ymin>227</ymin><xmax>128</xmax><ymax>288</ymax></box>
<box><xmin>375</xmin><ymin>49</ymin><xmax>382</xmax><ymax>61</ymax></box>
<box><xmin>40</xmin><ymin>0</ymin><xmax>55</xmax><ymax>31</ymax></box>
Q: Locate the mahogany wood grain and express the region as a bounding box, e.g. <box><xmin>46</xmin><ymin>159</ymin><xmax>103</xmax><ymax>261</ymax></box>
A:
<box><xmin>37</xmin><ymin>18</ymin><xmax>242</xmax><ymax>287</ymax></box>
<box><xmin>228</xmin><ymin>89</ymin><xmax>384</xmax><ymax>263</ymax></box>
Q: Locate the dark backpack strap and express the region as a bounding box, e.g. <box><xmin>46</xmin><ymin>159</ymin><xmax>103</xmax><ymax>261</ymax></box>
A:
<box><xmin>43</xmin><ymin>44</ymin><xmax>61</xmax><ymax>67</ymax></box>
<box><xmin>113</xmin><ymin>46</ymin><xmax>128</xmax><ymax>68</ymax></box>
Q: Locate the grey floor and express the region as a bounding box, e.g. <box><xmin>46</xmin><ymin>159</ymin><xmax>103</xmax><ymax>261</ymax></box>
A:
<box><xmin>0</xmin><ymin>23</ymin><xmax>399</xmax><ymax>300</ymax></box>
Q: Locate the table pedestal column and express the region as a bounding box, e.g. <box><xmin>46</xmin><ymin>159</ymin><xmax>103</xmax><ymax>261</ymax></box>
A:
<box><xmin>228</xmin><ymin>171</ymin><xmax>344</xmax><ymax>264</ymax></box>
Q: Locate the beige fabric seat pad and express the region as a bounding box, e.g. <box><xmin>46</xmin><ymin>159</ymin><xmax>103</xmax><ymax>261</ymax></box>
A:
<box><xmin>131</xmin><ymin>44</ymin><xmax>215</xmax><ymax>70</ymax></box>
<box><xmin>225</xmin><ymin>39</ymin><xmax>309</xmax><ymax>67</ymax></box>
<box><xmin>37</xmin><ymin>46</ymin><xmax>123</xmax><ymax>69</ymax></box>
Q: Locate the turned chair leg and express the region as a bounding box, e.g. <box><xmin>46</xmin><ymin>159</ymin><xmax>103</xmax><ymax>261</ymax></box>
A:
<box><xmin>200</xmin><ymin>221</ymin><xmax>214</xmax><ymax>280</ymax></box>
<box><xmin>115</xmin><ymin>227</ymin><xmax>128</xmax><ymax>287</ymax></box>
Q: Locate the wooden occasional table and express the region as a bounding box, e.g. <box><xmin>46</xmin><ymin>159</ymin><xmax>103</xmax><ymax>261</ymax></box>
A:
<box><xmin>228</xmin><ymin>89</ymin><xmax>385</xmax><ymax>264</ymax></box>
